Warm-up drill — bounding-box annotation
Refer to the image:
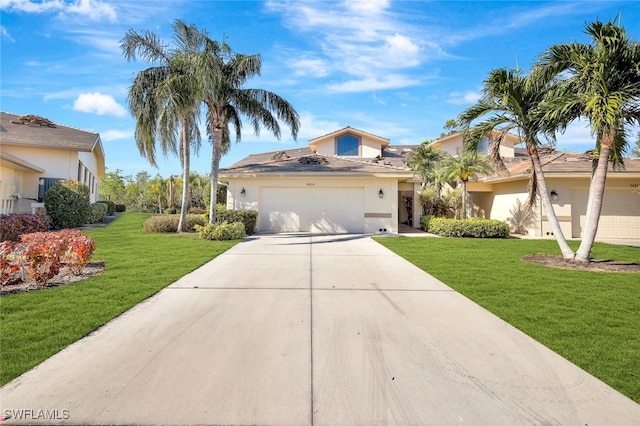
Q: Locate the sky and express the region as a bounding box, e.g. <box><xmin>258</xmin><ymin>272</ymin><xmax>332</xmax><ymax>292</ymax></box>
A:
<box><xmin>1</xmin><ymin>0</ymin><xmax>639</xmax><ymax>179</ymax></box>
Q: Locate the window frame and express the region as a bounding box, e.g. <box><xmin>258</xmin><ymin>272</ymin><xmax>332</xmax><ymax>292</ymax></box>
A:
<box><xmin>335</xmin><ymin>134</ymin><xmax>360</xmax><ymax>156</ymax></box>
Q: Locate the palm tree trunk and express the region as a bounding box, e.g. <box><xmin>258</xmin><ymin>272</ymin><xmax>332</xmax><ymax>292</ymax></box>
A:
<box><xmin>461</xmin><ymin>181</ymin><xmax>468</xmax><ymax>220</ymax></box>
<box><xmin>575</xmin><ymin>142</ymin><xmax>611</xmax><ymax>262</ymax></box>
<box><xmin>177</xmin><ymin>120</ymin><xmax>190</xmax><ymax>233</ymax></box>
<box><xmin>530</xmin><ymin>153</ymin><xmax>575</xmax><ymax>259</ymax></box>
<box><xmin>208</xmin><ymin>128</ymin><xmax>224</xmax><ymax>224</ymax></box>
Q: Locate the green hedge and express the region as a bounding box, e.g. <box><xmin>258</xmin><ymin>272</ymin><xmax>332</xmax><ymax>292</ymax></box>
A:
<box><xmin>142</xmin><ymin>214</ymin><xmax>207</xmax><ymax>233</ymax></box>
<box><xmin>44</xmin><ymin>181</ymin><xmax>91</xmax><ymax>229</ymax></box>
<box><xmin>195</xmin><ymin>221</ymin><xmax>245</xmax><ymax>240</ymax></box>
<box><xmin>428</xmin><ymin>217</ymin><xmax>509</xmax><ymax>238</ymax></box>
<box><xmin>115</xmin><ymin>204</ymin><xmax>126</xmax><ymax>213</ymax></box>
<box><xmin>88</xmin><ymin>203</ymin><xmax>108</xmax><ymax>224</ymax></box>
<box><xmin>96</xmin><ymin>200</ymin><xmax>116</xmax><ymax>216</ymax></box>
<box><xmin>420</xmin><ymin>215</ymin><xmax>435</xmax><ymax>232</ymax></box>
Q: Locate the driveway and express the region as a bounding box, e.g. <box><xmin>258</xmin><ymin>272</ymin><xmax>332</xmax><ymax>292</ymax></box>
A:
<box><xmin>1</xmin><ymin>234</ymin><xmax>639</xmax><ymax>425</ymax></box>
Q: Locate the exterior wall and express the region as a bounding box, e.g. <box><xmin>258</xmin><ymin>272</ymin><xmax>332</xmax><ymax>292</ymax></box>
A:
<box><xmin>226</xmin><ymin>176</ymin><xmax>399</xmax><ymax>233</ymax></box>
<box><xmin>433</xmin><ymin>133</ymin><xmax>517</xmax><ymax>158</ymax></box>
<box><xmin>1</xmin><ymin>146</ymin><xmax>102</xmax><ymax>209</ymax></box>
<box><xmin>312</xmin><ymin>133</ymin><xmax>383</xmax><ymax>158</ymax></box>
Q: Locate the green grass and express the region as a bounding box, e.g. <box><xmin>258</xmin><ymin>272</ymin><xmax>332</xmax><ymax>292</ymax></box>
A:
<box><xmin>0</xmin><ymin>213</ymin><xmax>238</xmax><ymax>385</ymax></box>
<box><xmin>373</xmin><ymin>236</ymin><xmax>640</xmax><ymax>403</ymax></box>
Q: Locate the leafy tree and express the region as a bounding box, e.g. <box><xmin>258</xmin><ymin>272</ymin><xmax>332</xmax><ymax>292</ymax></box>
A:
<box><xmin>458</xmin><ymin>67</ymin><xmax>575</xmax><ymax>259</ymax></box>
<box><xmin>438</xmin><ymin>150</ymin><xmax>492</xmax><ymax>219</ymax></box>
<box><xmin>121</xmin><ymin>20</ymin><xmax>203</xmax><ymax>232</ymax></box>
<box><xmin>192</xmin><ymin>35</ymin><xmax>300</xmax><ymax>223</ymax></box>
<box><xmin>100</xmin><ymin>169</ymin><xmax>127</xmax><ymax>204</ymax></box>
<box><xmin>536</xmin><ymin>19</ymin><xmax>640</xmax><ymax>262</ymax></box>
<box><xmin>444</xmin><ymin>118</ymin><xmax>458</xmax><ymax>134</ymax></box>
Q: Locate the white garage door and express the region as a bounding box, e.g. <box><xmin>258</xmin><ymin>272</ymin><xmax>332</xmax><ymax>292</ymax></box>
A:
<box><xmin>259</xmin><ymin>187</ymin><xmax>364</xmax><ymax>233</ymax></box>
<box><xmin>572</xmin><ymin>189</ymin><xmax>640</xmax><ymax>238</ymax></box>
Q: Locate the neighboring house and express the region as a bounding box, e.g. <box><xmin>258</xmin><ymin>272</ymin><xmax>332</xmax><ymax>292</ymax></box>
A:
<box><xmin>220</xmin><ymin>126</ymin><xmax>640</xmax><ymax>240</ymax></box>
<box><xmin>432</xmin><ymin>132</ymin><xmax>640</xmax><ymax>240</ymax></box>
<box><xmin>0</xmin><ymin>112</ymin><xmax>106</xmax><ymax>214</ymax></box>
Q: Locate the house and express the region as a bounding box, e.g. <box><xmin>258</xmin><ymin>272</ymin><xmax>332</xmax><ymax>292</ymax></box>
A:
<box><xmin>432</xmin><ymin>131</ymin><xmax>640</xmax><ymax>240</ymax></box>
<box><xmin>220</xmin><ymin>126</ymin><xmax>640</xmax><ymax>240</ymax></box>
<box><xmin>0</xmin><ymin>112</ymin><xmax>106</xmax><ymax>214</ymax></box>
<box><xmin>219</xmin><ymin>127</ymin><xmax>418</xmax><ymax>234</ymax></box>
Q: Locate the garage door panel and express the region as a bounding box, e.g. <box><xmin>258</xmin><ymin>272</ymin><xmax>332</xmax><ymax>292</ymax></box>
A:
<box><xmin>572</xmin><ymin>190</ymin><xmax>640</xmax><ymax>239</ymax></box>
<box><xmin>260</xmin><ymin>187</ymin><xmax>364</xmax><ymax>234</ymax></box>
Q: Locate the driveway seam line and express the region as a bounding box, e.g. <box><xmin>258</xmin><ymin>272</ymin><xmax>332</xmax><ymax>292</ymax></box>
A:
<box><xmin>309</xmin><ymin>233</ymin><xmax>315</xmax><ymax>426</ymax></box>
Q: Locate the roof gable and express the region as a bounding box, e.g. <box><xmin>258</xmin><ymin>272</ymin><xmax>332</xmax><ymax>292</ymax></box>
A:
<box><xmin>308</xmin><ymin>126</ymin><xmax>390</xmax><ymax>151</ymax></box>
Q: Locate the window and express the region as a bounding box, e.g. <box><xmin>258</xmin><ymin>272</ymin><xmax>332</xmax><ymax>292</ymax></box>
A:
<box><xmin>477</xmin><ymin>136</ymin><xmax>489</xmax><ymax>154</ymax></box>
<box><xmin>337</xmin><ymin>134</ymin><xmax>359</xmax><ymax>156</ymax></box>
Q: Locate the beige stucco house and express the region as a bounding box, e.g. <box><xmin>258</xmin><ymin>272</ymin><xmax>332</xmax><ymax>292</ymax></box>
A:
<box><xmin>220</xmin><ymin>126</ymin><xmax>640</xmax><ymax>240</ymax></box>
<box><xmin>433</xmin><ymin>131</ymin><xmax>640</xmax><ymax>240</ymax></box>
<box><xmin>0</xmin><ymin>112</ymin><xmax>106</xmax><ymax>214</ymax></box>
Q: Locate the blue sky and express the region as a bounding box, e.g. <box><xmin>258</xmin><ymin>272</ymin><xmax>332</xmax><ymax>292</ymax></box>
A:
<box><xmin>1</xmin><ymin>0</ymin><xmax>638</xmax><ymax>178</ymax></box>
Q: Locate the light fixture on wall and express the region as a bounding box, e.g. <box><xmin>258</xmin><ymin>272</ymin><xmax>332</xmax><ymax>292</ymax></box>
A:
<box><xmin>378</xmin><ymin>188</ymin><xmax>384</xmax><ymax>198</ymax></box>
<box><xmin>550</xmin><ymin>190</ymin><xmax>559</xmax><ymax>201</ymax></box>
<box><xmin>240</xmin><ymin>187</ymin><xmax>246</xmax><ymax>197</ymax></box>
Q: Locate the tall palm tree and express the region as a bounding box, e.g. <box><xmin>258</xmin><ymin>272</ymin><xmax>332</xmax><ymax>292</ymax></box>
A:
<box><xmin>536</xmin><ymin>19</ymin><xmax>640</xmax><ymax>262</ymax></box>
<box><xmin>458</xmin><ymin>67</ymin><xmax>575</xmax><ymax>259</ymax></box>
<box><xmin>193</xmin><ymin>36</ymin><xmax>300</xmax><ymax>223</ymax></box>
<box><xmin>406</xmin><ymin>142</ymin><xmax>447</xmax><ymax>186</ymax></box>
<box><xmin>438</xmin><ymin>149</ymin><xmax>493</xmax><ymax>219</ymax></box>
<box><xmin>121</xmin><ymin>20</ymin><xmax>202</xmax><ymax>232</ymax></box>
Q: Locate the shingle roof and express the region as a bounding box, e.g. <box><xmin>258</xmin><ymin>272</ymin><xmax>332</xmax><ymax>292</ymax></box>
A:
<box><xmin>0</xmin><ymin>112</ymin><xmax>100</xmax><ymax>152</ymax></box>
<box><xmin>220</xmin><ymin>145</ymin><xmax>413</xmax><ymax>176</ymax></box>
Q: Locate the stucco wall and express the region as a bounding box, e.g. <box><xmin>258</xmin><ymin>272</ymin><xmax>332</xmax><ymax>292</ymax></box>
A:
<box><xmin>226</xmin><ymin>176</ymin><xmax>399</xmax><ymax>233</ymax></box>
<box><xmin>313</xmin><ymin>134</ymin><xmax>383</xmax><ymax>158</ymax></box>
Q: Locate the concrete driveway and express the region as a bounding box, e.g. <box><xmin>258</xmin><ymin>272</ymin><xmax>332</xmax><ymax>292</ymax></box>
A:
<box><xmin>1</xmin><ymin>234</ymin><xmax>639</xmax><ymax>425</ymax></box>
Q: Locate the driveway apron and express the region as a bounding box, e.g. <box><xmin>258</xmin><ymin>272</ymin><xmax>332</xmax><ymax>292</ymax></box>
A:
<box><xmin>1</xmin><ymin>234</ymin><xmax>639</xmax><ymax>425</ymax></box>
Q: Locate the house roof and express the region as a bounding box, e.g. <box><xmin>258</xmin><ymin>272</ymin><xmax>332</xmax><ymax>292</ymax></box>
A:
<box><xmin>482</xmin><ymin>150</ymin><xmax>640</xmax><ymax>183</ymax></box>
<box><xmin>308</xmin><ymin>126</ymin><xmax>391</xmax><ymax>151</ymax></box>
<box><xmin>429</xmin><ymin>129</ymin><xmax>522</xmax><ymax>149</ymax></box>
<box><xmin>0</xmin><ymin>112</ymin><xmax>102</xmax><ymax>153</ymax></box>
<box><xmin>220</xmin><ymin>145</ymin><xmax>413</xmax><ymax>178</ymax></box>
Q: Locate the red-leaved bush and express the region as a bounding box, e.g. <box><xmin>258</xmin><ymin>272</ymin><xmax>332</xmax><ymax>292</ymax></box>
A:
<box><xmin>0</xmin><ymin>230</ymin><xmax>95</xmax><ymax>286</ymax></box>
<box><xmin>0</xmin><ymin>213</ymin><xmax>52</xmax><ymax>242</ymax></box>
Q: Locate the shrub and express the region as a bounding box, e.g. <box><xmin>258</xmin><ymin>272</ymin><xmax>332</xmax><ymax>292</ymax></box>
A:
<box><xmin>44</xmin><ymin>181</ymin><xmax>91</xmax><ymax>229</ymax></box>
<box><xmin>0</xmin><ymin>214</ymin><xmax>51</xmax><ymax>242</ymax></box>
<box><xmin>218</xmin><ymin>209</ymin><xmax>258</xmax><ymax>235</ymax></box>
<box><xmin>428</xmin><ymin>217</ymin><xmax>509</xmax><ymax>238</ymax></box>
<box><xmin>1</xmin><ymin>230</ymin><xmax>95</xmax><ymax>286</ymax></box>
<box><xmin>419</xmin><ymin>215</ymin><xmax>435</xmax><ymax>232</ymax></box>
<box><xmin>142</xmin><ymin>214</ymin><xmax>207</xmax><ymax>233</ymax></box>
<box><xmin>115</xmin><ymin>204</ymin><xmax>126</xmax><ymax>213</ymax></box>
<box><xmin>165</xmin><ymin>208</ymin><xmax>177</xmax><ymax>215</ymax></box>
<box><xmin>96</xmin><ymin>200</ymin><xmax>116</xmax><ymax>216</ymax></box>
<box><xmin>88</xmin><ymin>203</ymin><xmax>108</xmax><ymax>224</ymax></box>
<box><xmin>188</xmin><ymin>207</ymin><xmax>206</xmax><ymax>214</ymax></box>
<box><xmin>195</xmin><ymin>221</ymin><xmax>245</xmax><ymax>240</ymax></box>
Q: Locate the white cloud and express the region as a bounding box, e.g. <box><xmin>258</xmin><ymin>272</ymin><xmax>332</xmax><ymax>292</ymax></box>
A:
<box><xmin>447</xmin><ymin>91</ymin><xmax>481</xmax><ymax>105</ymax></box>
<box><xmin>326</xmin><ymin>75</ymin><xmax>419</xmax><ymax>92</ymax></box>
<box><xmin>0</xmin><ymin>0</ymin><xmax>116</xmax><ymax>22</ymax></box>
<box><xmin>554</xmin><ymin>120</ymin><xmax>596</xmax><ymax>148</ymax></box>
<box><xmin>290</xmin><ymin>57</ymin><xmax>331</xmax><ymax>77</ymax></box>
<box><xmin>73</xmin><ymin>92</ymin><xmax>127</xmax><ymax>117</ymax></box>
<box><xmin>0</xmin><ymin>25</ymin><xmax>14</xmax><ymax>42</ymax></box>
<box><xmin>100</xmin><ymin>129</ymin><xmax>131</xmax><ymax>141</ymax></box>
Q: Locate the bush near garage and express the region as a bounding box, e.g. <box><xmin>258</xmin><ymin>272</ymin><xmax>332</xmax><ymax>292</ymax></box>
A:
<box><xmin>0</xmin><ymin>214</ymin><xmax>52</xmax><ymax>242</ymax></box>
<box><xmin>44</xmin><ymin>181</ymin><xmax>91</xmax><ymax>230</ymax></box>
<box><xmin>115</xmin><ymin>204</ymin><xmax>126</xmax><ymax>213</ymax></box>
<box><xmin>195</xmin><ymin>221</ymin><xmax>245</xmax><ymax>241</ymax></box>
<box><xmin>142</xmin><ymin>214</ymin><xmax>207</xmax><ymax>233</ymax></box>
<box><xmin>216</xmin><ymin>209</ymin><xmax>258</xmax><ymax>235</ymax></box>
<box><xmin>428</xmin><ymin>217</ymin><xmax>510</xmax><ymax>238</ymax></box>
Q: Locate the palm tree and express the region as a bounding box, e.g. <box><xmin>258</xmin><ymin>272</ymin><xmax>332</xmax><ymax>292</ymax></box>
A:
<box><xmin>438</xmin><ymin>149</ymin><xmax>493</xmax><ymax>219</ymax></box>
<box><xmin>536</xmin><ymin>19</ymin><xmax>640</xmax><ymax>262</ymax></box>
<box><xmin>406</xmin><ymin>142</ymin><xmax>447</xmax><ymax>186</ymax></box>
<box><xmin>121</xmin><ymin>20</ymin><xmax>203</xmax><ymax>232</ymax></box>
<box><xmin>193</xmin><ymin>35</ymin><xmax>300</xmax><ymax>223</ymax></box>
<box><xmin>458</xmin><ymin>67</ymin><xmax>575</xmax><ymax>259</ymax></box>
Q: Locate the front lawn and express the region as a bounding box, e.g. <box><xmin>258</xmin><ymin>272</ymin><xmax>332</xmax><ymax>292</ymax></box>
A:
<box><xmin>374</xmin><ymin>237</ymin><xmax>640</xmax><ymax>403</ymax></box>
<box><xmin>0</xmin><ymin>213</ymin><xmax>238</xmax><ymax>385</ymax></box>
